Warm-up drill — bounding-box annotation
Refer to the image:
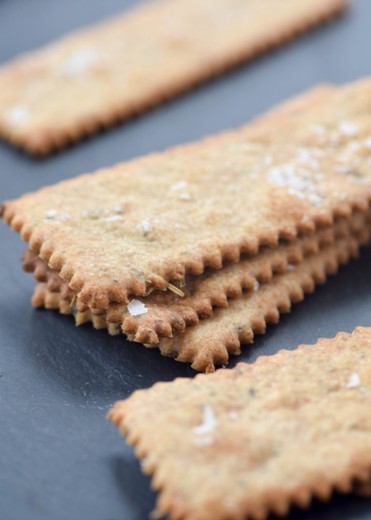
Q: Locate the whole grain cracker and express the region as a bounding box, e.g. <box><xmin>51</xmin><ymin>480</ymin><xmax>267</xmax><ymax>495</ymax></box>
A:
<box><xmin>108</xmin><ymin>326</ymin><xmax>371</xmax><ymax>520</ymax></box>
<box><xmin>155</xmin><ymin>232</ymin><xmax>368</xmax><ymax>371</ymax></box>
<box><xmin>2</xmin><ymin>78</ymin><xmax>371</xmax><ymax>311</ymax></box>
<box><xmin>32</xmin><ymin>283</ymin><xmax>122</xmax><ymax>336</ymax></box>
<box><xmin>0</xmin><ymin>0</ymin><xmax>345</xmax><ymax>155</ymax></box>
<box><xmin>25</xmin><ymin>211</ymin><xmax>369</xmax><ymax>343</ymax></box>
<box><xmin>32</xmin><ymin>231</ymin><xmax>368</xmax><ymax>372</ymax></box>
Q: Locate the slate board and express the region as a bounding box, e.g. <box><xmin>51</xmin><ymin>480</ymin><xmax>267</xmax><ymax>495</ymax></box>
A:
<box><xmin>1</xmin><ymin>1</ymin><xmax>371</xmax><ymax>519</ymax></box>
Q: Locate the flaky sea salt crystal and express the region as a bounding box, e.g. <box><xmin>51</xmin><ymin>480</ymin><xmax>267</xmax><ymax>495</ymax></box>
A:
<box><xmin>140</xmin><ymin>218</ymin><xmax>151</xmax><ymax>235</ymax></box>
<box><xmin>105</xmin><ymin>215</ymin><xmax>124</xmax><ymax>223</ymax></box>
<box><xmin>179</xmin><ymin>193</ymin><xmax>191</xmax><ymax>200</ymax></box>
<box><xmin>171</xmin><ymin>180</ymin><xmax>188</xmax><ymax>191</ymax></box>
<box><xmin>339</xmin><ymin>121</ymin><xmax>358</xmax><ymax>136</ymax></box>
<box><xmin>228</xmin><ymin>411</ymin><xmax>239</xmax><ymax>421</ymax></box>
<box><xmin>346</xmin><ymin>140</ymin><xmax>361</xmax><ymax>152</ymax></box>
<box><xmin>5</xmin><ymin>105</ymin><xmax>29</xmax><ymax>125</ymax></box>
<box><xmin>253</xmin><ymin>280</ymin><xmax>260</xmax><ymax>292</ymax></box>
<box><xmin>45</xmin><ymin>209</ymin><xmax>57</xmax><ymax>219</ymax></box>
<box><xmin>364</xmin><ymin>137</ymin><xmax>371</xmax><ymax>149</ymax></box>
<box><xmin>287</xmin><ymin>264</ymin><xmax>296</xmax><ymax>271</ymax></box>
<box><xmin>268</xmin><ymin>164</ymin><xmax>296</xmax><ymax>187</ymax></box>
<box><xmin>269</xmin><ymin>164</ymin><xmax>320</xmax><ymax>193</ymax></box>
<box><xmin>346</xmin><ymin>372</ymin><xmax>361</xmax><ymax>388</ymax></box>
<box><xmin>306</xmin><ymin>193</ymin><xmax>323</xmax><ymax>206</ymax></box>
<box><xmin>297</xmin><ymin>148</ymin><xmax>319</xmax><ymax>169</ymax></box>
<box><xmin>127</xmin><ymin>300</ymin><xmax>148</xmax><ymax>316</ymax></box>
<box><xmin>61</xmin><ymin>48</ymin><xmax>102</xmax><ymax>76</ymax></box>
<box><xmin>268</xmin><ymin>161</ymin><xmax>324</xmax><ymax>207</ymax></box>
<box><xmin>192</xmin><ymin>404</ymin><xmax>217</xmax><ymax>435</ymax></box>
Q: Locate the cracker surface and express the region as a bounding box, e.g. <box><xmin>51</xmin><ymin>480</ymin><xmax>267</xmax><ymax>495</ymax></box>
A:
<box><xmin>108</xmin><ymin>326</ymin><xmax>371</xmax><ymax>520</ymax></box>
<box><xmin>0</xmin><ymin>0</ymin><xmax>345</xmax><ymax>154</ymax></box>
<box><xmin>2</xmin><ymin>78</ymin><xmax>371</xmax><ymax>311</ymax></box>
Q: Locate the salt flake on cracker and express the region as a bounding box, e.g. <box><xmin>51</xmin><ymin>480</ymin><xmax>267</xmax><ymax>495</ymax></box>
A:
<box><xmin>192</xmin><ymin>404</ymin><xmax>217</xmax><ymax>435</ymax></box>
<box><xmin>346</xmin><ymin>372</ymin><xmax>361</xmax><ymax>388</ymax></box>
<box><xmin>339</xmin><ymin>121</ymin><xmax>358</xmax><ymax>136</ymax></box>
<box><xmin>61</xmin><ymin>48</ymin><xmax>104</xmax><ymax>77</ymax></box>
<box><xmin>4</xmin><ymin>106</ymin><xmax>29</xmax><ymax>126</ymax></box>
<box><xmin>108</xmin><ymin>326</ymin><xmax>371</xmax><ymax>520</ymax></box>
<box><xmin>127</xmin><ymin>300</ymin><xmax>148</xmax><ymax>317</ymax></box>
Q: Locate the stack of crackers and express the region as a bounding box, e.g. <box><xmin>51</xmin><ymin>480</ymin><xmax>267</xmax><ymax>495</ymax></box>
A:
<box><xmin>2</xmin><ymin>78</ymin><xmax>371</xmax><ymax>372</ymax></box>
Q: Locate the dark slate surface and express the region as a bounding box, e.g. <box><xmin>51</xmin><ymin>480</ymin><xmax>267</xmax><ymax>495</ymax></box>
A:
<box><xmin>0</xmin><ymin>1</ymin><xmax>371</xmax><ymax>519</ymax></box>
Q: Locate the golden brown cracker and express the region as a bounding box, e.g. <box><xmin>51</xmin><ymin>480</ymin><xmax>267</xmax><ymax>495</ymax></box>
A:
<box><xmin>108</xmin><ymin>326</ymin><xmax>371</xmax><ymax>520</ymax></box>
<box><xmin>32</xmin><ymin>284</ymin><xmax>72</xmax><ymax>315</ymax></box>
<box><xmin>0</xmin><ymin>0</ymin><xmax>346</xmax><ymax>155</ymax></box>
<box><xmin>122</xmin><ymin>212</ymin><xmax>369</xmax><ymax>343</ymax></box>
<box><xmin>156</xmin><ymin>233</ymin><xmax>367</xmax><ymax>372</ymax></box>
<box><xmin>31</xmin><ymin>284</ymin><xmax>122</xmax><ymax>335</ymax></box>
<box><xmin>3</xmin><ymin>79</ymin><xmax>371</xmax><ymax>311</ymax></box>
<box><xmin>26</xmin><ymin>211</ymin><xmax>369</xmax><ymax>344</ymax></box>
<box><xmin>32</xmin><ymin>232</ymin><xmax>367</xmax><ymax>372</ymax></box>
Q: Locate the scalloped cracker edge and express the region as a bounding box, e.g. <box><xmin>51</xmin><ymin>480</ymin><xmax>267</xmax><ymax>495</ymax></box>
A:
<box><xmin>2</xmin><ymin>77</ymin><xmax>371</xmax><ymax>310</ymax></box>
<box><xmin>26</xmin><ymin>211</ymin><xmax>370</xmax><ymax>344</ymax></box>
<box><xmin>0</xmin><ymin>0</ymin><xmax>346</xmax><ymax>155</ymax></box>
<box><xmin>157</xmin><ymin>233</ymin><xmax>368</xmax><ymax>372</ymax></box>
<box><xmin>32</xmin><ymin>231</ymin><xmax>368</xmax><ymax>371</ymax></box>
<box><xmin>108</xmin><ymin>325</ymin><xmax>371</xmax><ymax>520</ymax></box>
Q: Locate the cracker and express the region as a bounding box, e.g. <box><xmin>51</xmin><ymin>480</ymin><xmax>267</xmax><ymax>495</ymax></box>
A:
<box><xmin>32</xmin><ymin>283</ymin><xmax>122</xmax><ymax>336</ymax></box>
<box><xmin>0</xmin><ymin>0</ymin><xmax>345</xmax><ymax>155</ymax></box>
<box><xmin>108</xmin><ymin>326</ymin><xmax>371</xmax><ymax>520</ymax></box>
<box><xmin>32</xmin><ymin>232</ymin><xmax>367</xmax><ymax>372</ymax></box>
<box><xmin>26</xmin><ymin>211</ymin><xmax>369</xmax><ymax>343</ymax></box>
<box><xmin>153</xmin><ymin>232</ymin><xmax>369</xmax><ymax>371</ymax></box>
<box><xmin>2</xmin><ymin>78</ymin><xmax>371</xmax><ymax>310</ymax></box>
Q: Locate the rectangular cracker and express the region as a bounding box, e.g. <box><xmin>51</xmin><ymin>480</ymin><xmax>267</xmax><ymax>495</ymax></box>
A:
<box><xmin>32</xmin><ymin>230</ymin><xmax>368</xmax><ymax>372</ymax></box>
<box><xmin>2</xmin><ymin>78</ymin><xmax>371</xmax><ymax>313</ymax></box>
<box><xmin>108</xmin><ymin>325</ymin><xmax>371</xmax><ymax>520</ymax></box>
<box><xmin>157</xmin><ymin>232</ymin><xmax>368</xmax><ymax>371</ymax></box>
<box><xmin>27</xmin><ymin>211</ymin><xmax>369</xmax><ymax>344</ymax></box>
<box><xmin>0</xmin><ymin>0</ymin><xmax>345</xmax><ymax>155</ymax></box>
